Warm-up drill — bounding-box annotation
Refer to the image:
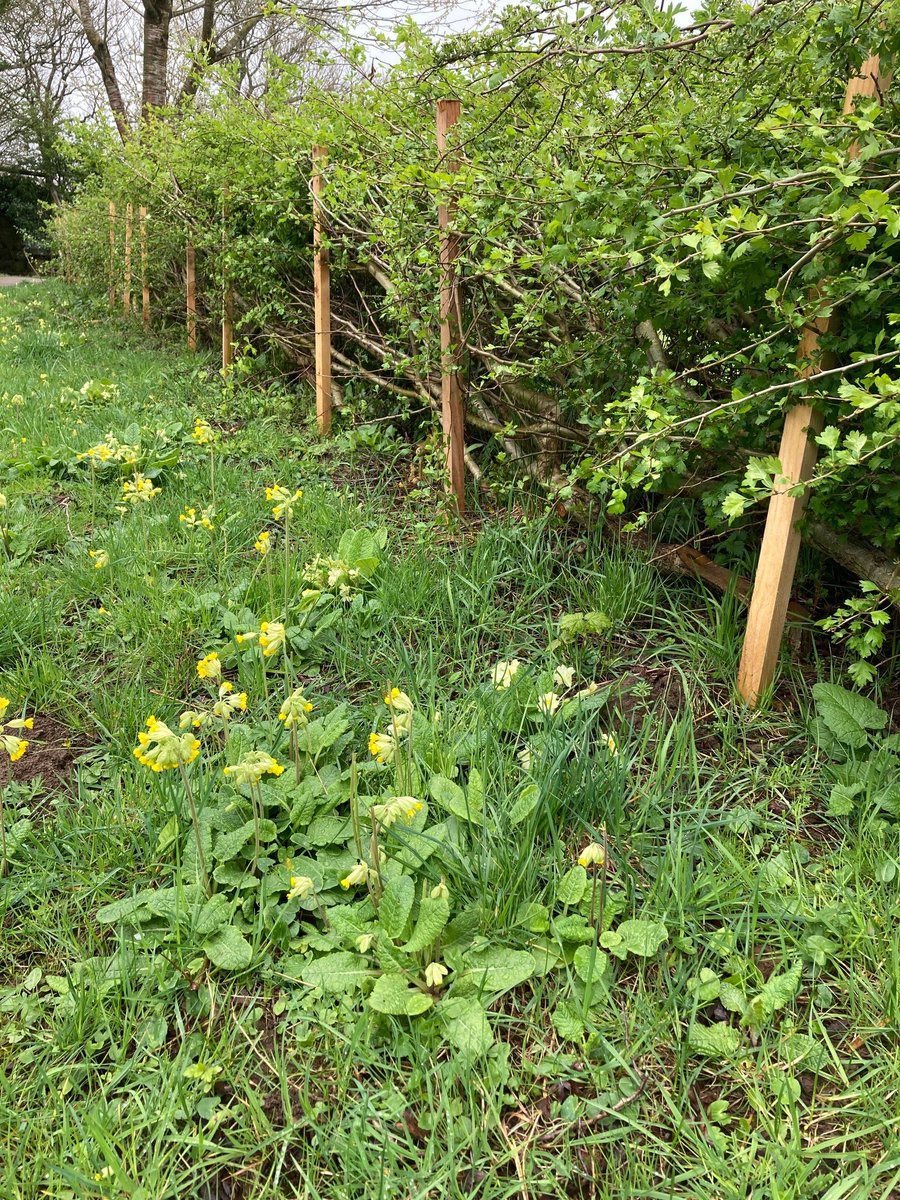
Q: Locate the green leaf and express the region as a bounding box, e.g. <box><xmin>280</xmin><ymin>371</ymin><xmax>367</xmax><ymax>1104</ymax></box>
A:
<box><xmin>551</xmin><ymin>1000</ymin><xmax>585</xmax><ymax>1043</ymax></box>
<box><xmin>455</xmin><ymin>947</ymin><xmax>535</xmax><ymax>997</ymax></box>
<box><xmin>552</xmin><ymin>915</ymin><xmax>596</xmax><ymax>944</ymax></box>
<box><xmin>573</xmin><ymin>944</ymin><xmax>608</xmax><ymax>985</ymax></box>
<box><xmin>368</xmin><ymin>973</ymin><xmax>433</xmax><ymax>1016</ymax></box>
<box><xmin>400</xmin><ymin>895</ymin><xmax>450</xmax><ymax>954</ymax></box>
<box><xmin>429</xmin><ymin>773</ymin><xmax>480</xmax><ymax>822</ymax></box>
<box><xmin>812</xmin><ymin>682</ymin><xmax>887</xmax><ymax>749</ymax></box>
<box><xmin>196</xmin><ymin>894</ymin><xmax>232</xmax><ymax>936</ymax></box>
<box><xmin>203</xmin><ymin>925</ymin><xmax>253</xmax><ymax>970</ymax></box>
<box><xmin>336</xmin><ymin>528</ymin><xmax>381</xmax><ymax>577</ymax></box>
<box><xmin>557</xmin><ymin>865</ymin><xmax>587</xmax><ymax>906</ymax></box>
<box><xmin>509</xmin><ymin>783</ymin><xmax>540</xmax><ymax>825</ymax></box>
<box><xmin>298</xmin><ymin>952</ymin><xmax>371</xmax><ymax>993</ymax></box>
<box><xmin>746</xmin><ymin>961</ymin><xmax>801</xmax><ymax>1029</ymax></box>
<box><xmin>718</xmin><ymin>982</ymin><xmax>748</xmax><ymax>1016</ymax></box>
<box><xmin>827</xmin><ymin>782</ymin><xmax>863</xmax><ymax>816</ymax></box>
<box><xmin>379</xmin><ymin>875</ymin><xmax>415</xmax><ymax>940</ymax></box>
<box><xmin>602</xmin><ymin>919</ymin><xmax>667</xmax><ymax>959</ymax></box>
<box><xmin>687</xmin><ymin>1021</ymin><xmax>743</xmax><ymax>1058</ymax></box>
<box><xmin>96</xmin><ymin>890</ymin><xmax>156</xmax><ymax>924</ymax></box>
<box><xmin>441</xmin><ymin>996</ymin><xmax>493</xmax><ymax>1056</ymax></box>
<box><xmin>213</xmin><ymin>820</ymin><xmax>258</xmax><ymax>861</ymax></box>
<box><xmin>302</xmin><ymin>706</ymin><xmax>351</xmax><ymax>760</ymax></box>
<box><xmin>687</xmin><ymin>968</ymin><xmax>721</xmax><ymax>1004</ymax></box>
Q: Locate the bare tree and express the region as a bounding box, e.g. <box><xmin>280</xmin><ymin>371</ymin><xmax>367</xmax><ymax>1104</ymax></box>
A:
<box><xmin>0</xmin><ymin>0</ymin><xmax>90</xmax><ymax>198</ymax></box>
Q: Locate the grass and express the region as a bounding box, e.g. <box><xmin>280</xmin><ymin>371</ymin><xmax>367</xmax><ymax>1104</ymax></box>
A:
<box><xmin>0</xmin><ymin>280</ymin><xmax>898</xmax><ymax>1200</ymax></box>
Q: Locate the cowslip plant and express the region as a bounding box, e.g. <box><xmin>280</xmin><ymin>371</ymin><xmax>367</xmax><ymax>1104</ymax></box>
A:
<box><xmin>811</xmin><ymin>682</ymin><xmax>900</xmax><ymax>822</ymax></box>
<box><xmin>0</xmin><ymin>697</ymin><xmax>32</xmax><ymax>876</ymax></box>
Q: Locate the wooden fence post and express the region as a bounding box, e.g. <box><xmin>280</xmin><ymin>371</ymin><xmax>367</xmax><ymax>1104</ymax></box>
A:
<box><xmin>436</xmin><ymin>98</ymin><xmax>466</xmax><ymax>512</ymax></box>
<box><xmin>312</xmin><ymin>145</ymin><xmax>333</xmax><ymax>436</ymax></box>
<box><xmin>108</xmin><ymin>202</ymin><xmax>116</xmax><ymax>307</ymax></box>
<box><xmin>186</xmin><ymin>240</ymin><xmax>197</xmax><ymax>351</ymax></box>
<box><xmin>139</xmin><ymin>206</ymin><xmax>150</xmax><ymax>329</ymax></box>
<box><xmin>737</xmin><ymin>54</ymin><xmax>883</xmax><ymax>707</ymax></box>
<box><xmin>123</xmin><ymin>202</ymin><xmax>133</xmax><ymax>315</ymax></box>
<box><xmin>222</xmin><ymin>190</ymin><xmax>234</xmax><ymax>372</ymax></box>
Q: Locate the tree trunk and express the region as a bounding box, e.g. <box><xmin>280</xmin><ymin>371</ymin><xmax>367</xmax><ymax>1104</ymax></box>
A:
<box><xmin>142</xmin><ymin>0</ymin><xmax>172</xmax><ymax>114</ymax></box>
<box><xmin>179</xmin><ymin>0</ymin><xmax>216</xmax><ymax>105</ymax></box>
<box><xmin>73</xmin><ymin>0</ymin><xmax>130</xmax><ymax>140</ymax></box>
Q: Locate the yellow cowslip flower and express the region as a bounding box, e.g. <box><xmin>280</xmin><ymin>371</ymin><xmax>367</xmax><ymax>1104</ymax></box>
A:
<box><xmin>179</xmin><ymin>708</ymin><xmax>209</xmax><ymax>730</ymax></box>
<box><xmin>554</xmin><ymin>664</ymin><xmax>576</xmax><ymax>690</ymax></box>
<box><xmin>89</xmin><ymin>549</ymin><xmax>109</xmax><ymax>570</ymax></box>
<box><xmin>122</xmin><ymin>473</ymin><xmax>161</xmax><ymax>504</ymax></box>
<box><xmin>81</xmin><ymin>441</ymin><xmax>113</xmax><ymax>463</ymax></box>
<box><xmin>368</xmin><ymin>729</ymin><xmax>397</xmax><ymax>765</ymax></box>
<box><xmin>279</xmin><ymin>688</ymin><xmax>314</xmax><ymax>728</ymax></box>
<box><xmin>370</xmin><ymin>796</ymin><xmax>423</xmax><ymax>828</ymax></box>
<box><xmin>602</xmin><ymin>732</ymin><xmax>619</xmax><ymax>758</ymax></box>
<box><xmin>538</xmin><ymin>692</ymin><xmax>561</xmax><ymax>716</ymax></box>
<box><xmin>424</xmin><ymin>962</ymin><xmax>449</xmax><ymax>989</ymax></box>
<box><xmin>287</xmin><ymin>875</ymin><xmax>315</xmax><ymax>901</ymax></box>
<box><xmin>0</xmin><ymin>699</ymin><xmax>33</xmax><ymax>761</ymax></box>
<box><xmin>575</xmin><ymin>682</ymin><xmax>601</xmax><ymax>700</ymax></box>
<box><xmin>265</xmin><ymin>484</ymin><xmax>303</xmax><ymax>520</ymax></box>
<box><xmin>133</xmin><ymin>716</ymin><xmax>200</xmax><ymax>772</ymax></box>
<box><xmin>180</xmin><ymin>506</ymin><xmax>215</xmax><ymax>531</ymax></box>
<box><xmin>340</xmin><ymin>861</ymin><xmax>369</xmax><ymax>890</ymax></box>
<box><xmin>235</xmin><ymin>630</ymin><xmax>258</xmax><ymax>645</ymax></box>
<box><xmin>223</xmin><ymin>751</ymin><xmax>285</xmax><ymax>786</ymax></box>
<box><xmin>253</xmin><ymin>530</ymin><xmax>272</xmax><ymax>556</ymax></box>
<box><xmin>430</xmin><ymin>878</ymin><xmax>450</xmax><ymax>901</ymax></box>
<box><xmin>492</xmin><ymin>660</ymin><xmax>520</xmax><ymax>689</ymax></box>
<box><xmin>383</xmin><ymin>688</ymin><xmax>414</xmax><ymax>714</ymax></box>
<box><xmin>196</xmin><ymin>652</ymin><xmax>222</xmax><ymax>682</ymax></box>
<box><xmin>578</xmin><ymin>842</ymin><xmax>606</xmax><ymax>869</ymax></box>
<box><xmin>193</xmin><ymin>418</ymin><xmax>214</xmax><ymax>445</ymax></box>
<box><xmin>212</xmin><ymin>683</ymin><xmax>247</xmax><ymax>721</ymax></box>
<box><xmin>259</xmin><ymin>621</ymin><xmax>286</xmax><ymax>658</ymax></box>
<box><xmin>0</xmin><ymin>493</ymin><xmax>6</xmax><ymax>508</ymax></box>
<box><xmin>0</xmin><ymin>733</ymin><xmax>28</xmax><ymax>761</ymax></box>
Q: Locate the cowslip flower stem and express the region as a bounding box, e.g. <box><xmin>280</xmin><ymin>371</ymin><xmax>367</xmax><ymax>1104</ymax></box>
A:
<box><xmin>368</xmin><ymin>818</ymin><xmax>383</xmax><ymax>906</ymax></box>
<box><xmin>0</xmin><ymin>774</ymin><xmax>7</xmax><ymax>878</ymax></box>
<box><xmin>349</xmin><ymin>754</ymin><xmax>365</xmax><ymax>863</ymax></box>
<box><xmin>282</xmin><ymin>509</ymin><xmax>291</xmax><ymax>619</ymax></box>
<box><xmin>250</xmin><ymin>781</ymin><xmax>263</xmax><ymax>875</ymax></box>
<box><xmin>177</xmin><ymin>762</ymin><xmax>210</xmax><ymax>895</ymax></box>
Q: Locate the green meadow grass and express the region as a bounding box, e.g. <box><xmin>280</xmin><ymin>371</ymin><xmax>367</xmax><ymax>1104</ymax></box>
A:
<box><xmin>0</xmin><ymin>281</ymin><xmax>897</xmax><ymax>1200</ymax></box>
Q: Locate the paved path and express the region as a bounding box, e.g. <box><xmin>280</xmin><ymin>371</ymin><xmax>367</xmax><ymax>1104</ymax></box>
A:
<box><xmin>0</xmin><ymin>275</ymin><xmax>40</xmax><ymax>287</ymax></box>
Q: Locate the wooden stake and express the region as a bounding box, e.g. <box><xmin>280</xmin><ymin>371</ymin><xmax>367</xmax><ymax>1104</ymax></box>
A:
<box><xmin>139</xmin><ymin>206</ymin><xmax>150</xmax><ymax>329</ymax></box>
<box><xmin>312</xmin><ymin>145</ymin><xmax>332</xmax><ymax>436</ymax></box>
<box><xmin>737</xmin><ymin>55</ymin><xmax>883</xmax><ymax>707</ymax></box>
<box><xmin>437</xmin><ymin>98</ymin><xmax>466</xmax><ymax>513</ymax></box>
<box><xmin>108</xmin><ymin>202</ymin><xmax>116</xmax><ymax>307</ymax></box>
<box><xmin>123</xmin><ymin>202</ymin><xmax>133</xmax><ymax>315</ymax></box>
<box><xmin>222</xmin><ymin>190</ymin><xmax>234</xmax><ymax>372</ymax></box>
<box><xmin>186</xmin><ymin>240</ymin><xmax>197</xmax><ymax>351</ymax></box>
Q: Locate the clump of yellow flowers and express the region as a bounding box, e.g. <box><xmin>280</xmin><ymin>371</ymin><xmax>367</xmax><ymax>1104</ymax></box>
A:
<box><xmin>179</xmin><ymin>505</ymin><xmax>215</xmax><ymax>531</ymax></box>
<box><xmin>89</xmin><ymin>549</ymin><xmax>109</xmax><ymax>570</ymax></box>
<box><xmin>253</xmin><ymin>530</ymin><xmax>272</xmax><ymax>556</ymax></box>
<box><xmin>265</xmin><ymin>484</ymin><xmax>302</xmax><ymax>520</ymax></box>
<box><xmin>223</xmin><ymin>751</ymin><xmax>285</xmax><ymax>785</ymax></box>
<box><xmin>133</xmin><ymin>716</ymin><xmax>200</xmax><ymax>772</ymax></box>
<box><xmin>0</xmin><ymin>697</ymin><xmax>32</xmax><ymax>763</ymax></box>
<box><xmin>192</xmin><ymin>418</ymin><xmax>214</xmax><ymax>445</ymax></box>
<box><xmin>368</xmin><ymin>688</ymin><xmax>414</xmax><ymax>765</ymax></box>
<box><xmin>122</xmin><ymin>473</ymin><xmax>161</xmax><ymax>504</ymax></box>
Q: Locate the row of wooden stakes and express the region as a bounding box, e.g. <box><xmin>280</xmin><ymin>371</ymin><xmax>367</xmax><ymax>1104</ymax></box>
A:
<box><xmin>104</xmin><ymin>60</ymin><xmax>883</xmax><ymax>708</ymax></box>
